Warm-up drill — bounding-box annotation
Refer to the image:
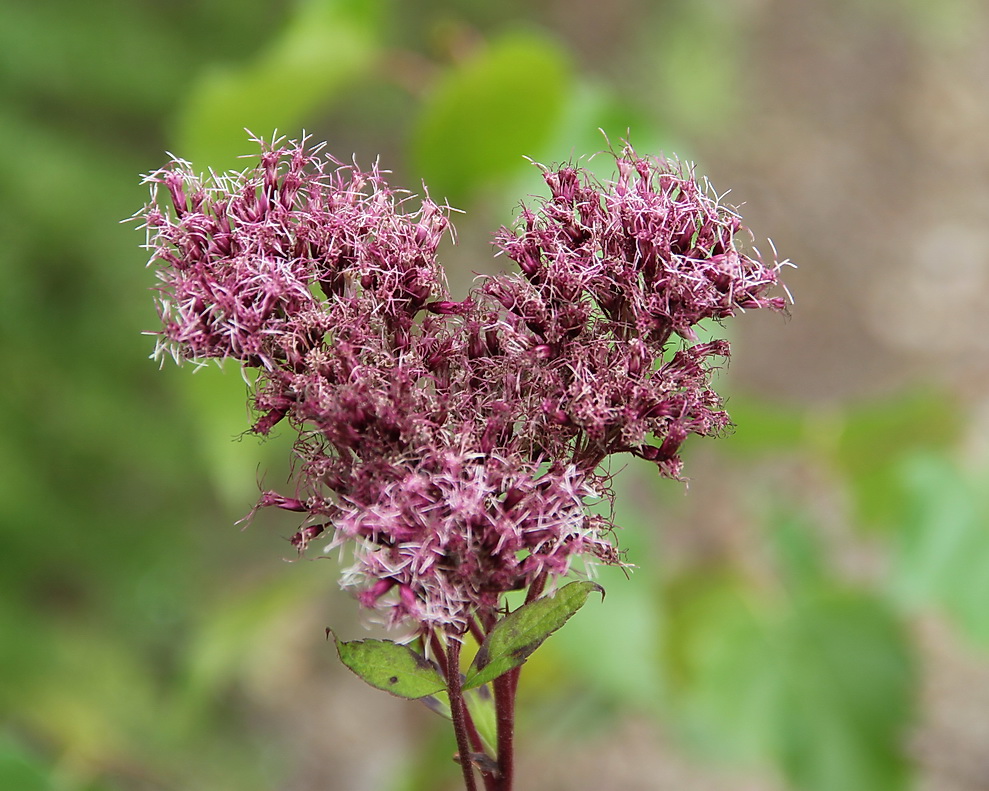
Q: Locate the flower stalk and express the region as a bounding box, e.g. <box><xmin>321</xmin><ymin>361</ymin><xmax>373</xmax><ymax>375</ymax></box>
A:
<box><xmin>493</xmin><ymin>670</ymin><xmax>517</xmax><ymax>789</ymax></box>
<box><xmin>447</xmin><ymin>638</ymin><xmax>480</xmax><ymax>791</ymax></box>
<box><xmin>134</xmin><ymin>133</ymin><xmax>787</xmax><ymax>790</ymax></box>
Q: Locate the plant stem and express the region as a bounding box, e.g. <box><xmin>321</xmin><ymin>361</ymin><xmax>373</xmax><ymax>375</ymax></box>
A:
<box><xmin>487</xmin><ymin>578</ymin><xmax>543</xmax><ymax>790</ymax></box>
<box><xmin>436</xmin><ymin>629</ymin><xmax>497</xmax><ymax>789</ymax></box>
<box><xmin>467</xmin><ymin>614</ymin><xmax>486</xmax><ymax>645</ymax></box>
<box><xmin>447</xmin><ymin>638</ymin><xmax>478</xmax><ymax>791</ymax></box>
<box><xmin>429</xmin><ymin>629</ymin><xmax>449</xmax><ymax>678</ymax></box>
<box><xmin>493</xmin><ymin>670</ymin><xmax>516</xmax><ymax>790</ymax></box>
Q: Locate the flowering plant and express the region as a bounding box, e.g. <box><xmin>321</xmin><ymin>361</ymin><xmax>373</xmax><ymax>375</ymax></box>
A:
<box><xmin>135</xmin><ymin>134</ymin><xmax>786</xmax><ymax>790</ymax></box>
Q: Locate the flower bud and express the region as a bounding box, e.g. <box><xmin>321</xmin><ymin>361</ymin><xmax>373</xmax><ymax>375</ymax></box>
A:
<box><xmin>291</xmin><ymin>523</ymin><xmax>326</xmax><ymax>551</ymax></box>
<box><xmin>260</xmin><ymin>491</ymin><xmax>308</xmax><ymax>511</ymax></box>
<box><xmin>426</xmin><ymin>299</ymin><xmax>475</xmax><ymax>315</ymax></box>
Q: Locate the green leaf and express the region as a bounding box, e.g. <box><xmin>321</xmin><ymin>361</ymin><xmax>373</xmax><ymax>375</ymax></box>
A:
<box><xmin>0</xmin><ymin>739</ymin><xmax>58</xmax><ymax>791</ymax></box>
<box><xmin>500</xmin><ymin>83</ymin><xmax>669</xmax><ymax>216</ymax></box>
<box><xmin>666</xmin><ymin>575</ymin><xmax>915</xmax><ymax>791</ymax></box>
<box><xmin>835</xmin><ymin>391</ymin><xmax>962</xmax><ymax>529</ymax></box>
<box><xmin>411</xmin><ymin>32</ymin><xmax>572</xmax><ymax>204</ymax></box>
<box><xmin>664</xmin><ymin>571</ymin><xmax>780</xmax><ymax>763</ymax></box>
<box><xmin>332</xmin><ymin>632</ymin><xmax>447</xmax><ymax>699</ymax></box>
<box><xmin>418</xmin><ymin>683</ymin><xmax>497</xmax><ymax>754</ymax></box>
<box><xmin>774</xmin><ymin>594</ymin><xmax>914</xmax><ymax>791</ymax></box>
<box><xmin>175</xmin><ymin>0</ymin><xmax>384</xmax><ymax>170</ymax></box>
<box><xmin>723</xmin><ymin>391</ymin><xmax>963</xmax><ymax>532</ymax></box>
<box><xmin>889</xmin><ymin>453</ymin><xmax>989</xmax><ymax>647</ymax></box>
<box><xmin>464</xmin><ymin>581</ymin><xmax>604</xmax><ymax>690</ymax></box>
<box><xmin>766</xmin><ymin>505</ymin><xmax>826</xmax><ymax>595</ymax></box>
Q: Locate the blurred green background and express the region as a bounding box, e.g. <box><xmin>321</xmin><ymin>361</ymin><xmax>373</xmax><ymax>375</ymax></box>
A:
<box><xmin>3</xmin><ymin>1</ymin><xmax>989</xmax><ymax>789</ymax></box>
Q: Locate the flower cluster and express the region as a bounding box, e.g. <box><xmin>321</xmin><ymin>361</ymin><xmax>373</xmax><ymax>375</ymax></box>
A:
<box><xmin>136</xmin><ymin>135</ymin><xmax>785</xmax><ymax>635</ymax></box>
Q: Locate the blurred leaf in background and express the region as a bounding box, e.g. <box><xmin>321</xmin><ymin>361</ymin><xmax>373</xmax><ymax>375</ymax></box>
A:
<box><xmin>889</xmin><ymin>453</ymin><xmax>989</xmax><ymax>649</ymax></box>
<box><xmin>412</xmin><ymin>31</ymin><xmax>572</xmax><ymax>204</ymax></box>
<box><xmin>175</xmin><ymin>0</ymin><xmax>386</xmax><ymax>171</ymax></box>
<box><xmin>662</xmin><ymin>553</ymin><xmax>915</xmax><ymax>791</ymax></box>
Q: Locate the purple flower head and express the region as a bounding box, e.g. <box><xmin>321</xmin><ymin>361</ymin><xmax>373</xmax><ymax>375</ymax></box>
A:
<box><xmin>483</xmin><ymin>147</ymin><xmax>786</xmax><ymax>478</ymax></box>
<box><xmin>135</xmin><ymin>136</ymin><xmax>786</xmax><ymax>636</ymax></box>
<box><xmin>137</xmin><ymin>134</ymin><xmax>452</xmax><ymax>373</ymax></box>
<box><xmin>332</xmin><ymin>450</ymin><xmax>617</xmax><ymax>631</ymax></box>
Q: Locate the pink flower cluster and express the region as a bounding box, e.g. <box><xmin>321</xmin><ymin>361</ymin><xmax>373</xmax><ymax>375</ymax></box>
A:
<box><xmin>136</xmin><ymin>135</ymin><xmax>785</xmax><ymax>634</ymax></box>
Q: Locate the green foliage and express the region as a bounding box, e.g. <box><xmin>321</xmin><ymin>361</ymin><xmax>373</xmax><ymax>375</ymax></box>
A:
<box><xmin>465</xmin><ymin>581</ymin><xmax>604</xmax><ymax>690</ymax></box>
<box><xmin>0</xmin><ymin>747</ymin><xmax>51</xmax><ymax>791</ymax></box>
<box><xmin>0</xmin><ymin>738</ymin><xmax>90</xmax><ymax>791</ymax></box>
<box><xmin>725</xmin><ymin>390</ymin><xmax>963</xmax><ymax>530</ymax></box>
<box><xmin>645</xmin><ymin>0</ymin><xmax>748</xmax><ymax>135</ymax></box>
<box><xmin>833</xmin><ymin>393</ymin><xmax>963</xmax><ymax>529</ymax></box>
<box><xmin>175</xmin><ymin>0</ymin><xmax>386</xmax><ymax>170</ymax></box>
<box><xmin>330</xmin><ymin>582</ymin><xmax>602</xmax><ymax>699</ymax></box>
<box><xmin>664</xmin><ymin>571</ymin><xmax>915</xmax><ymax>791</ymax></box>
<box><xmin>411</xmin><ymin>31</ymin><xmax>572</xmax><ymax>205</ymax></box>
<box><xmin>333</xmin><ymin>634</ymin><xmax>447</xmax><ymax>699</ymax></box>
<box><xmin>463</xmin><ymin>686</ymin><xmax>498</xmax><ymax>756</ymax></box>
<box><xmin>767</xmin><ymin>507</ymin><xmax>828</xmax><ymax>594</ymax></box>
<box><xmin>889</xmin><ymin>453</ymin><xmax>989</xmax><ymax>647</ymax></box>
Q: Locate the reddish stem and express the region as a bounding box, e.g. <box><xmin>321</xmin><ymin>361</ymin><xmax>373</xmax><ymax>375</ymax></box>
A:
<box><xmin>493</xmin><ymin>671</ymin><xmax>516</xmax><ymax>790</ymax></box>
<box><xmin>488</xmin><ymin>579</ymin><xmax>547</xmax><ymax>791</ymax></box>
<box><xmin>428</xmin><ymin>630</ymin><xmax>449</xmax><ymax>678</ymax></box>
<box><xmin>447</xmin><ymin>638</ymin><xmax>479</xmax><ymax>791</ymax></box>
<box><xmin>435</xmin><ymin>630</ymin><xmax>495</xmax><ymax>787</ymax></box>
<box><xmin>468</xmin><ymin>614</ymin><xmax>487</xmax><ymax>645</ymax></box>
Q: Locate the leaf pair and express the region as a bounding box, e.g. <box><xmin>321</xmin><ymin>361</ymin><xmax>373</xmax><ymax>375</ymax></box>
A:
<box><xmin>332</xmin><ymin>581</ymin><xmax>604</xmax><ymax>700</ymax></box>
